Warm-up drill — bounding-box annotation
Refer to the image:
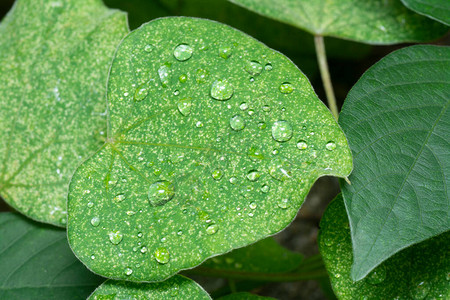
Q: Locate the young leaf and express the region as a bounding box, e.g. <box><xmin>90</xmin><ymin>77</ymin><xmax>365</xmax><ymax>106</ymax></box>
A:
<box><xmin>228</xmin><ymin>0</ymin><xmax>448</xmax><ymax>44</ymax></box>
<box><xmin>401</xmin><ymin>0</ymin><xmax>450</xmax><ymax>26</ymax></box>
<box><xmin>88</xmin><ymin>275</ymin><xmax>211</xmax><ymax>299</ymax></box>
<box><xmin>0</xmin><ymin>212</ymin><xmax>103</xmax><ymax>300</ymax></box>
<box><xmin>339</xmin><ymin>45</ymin><xmax>450</xmax><ymax>281</ymax></box>
<box><xmin>217</xmin><ymin>292</ymin><xmax>275</xmax><ymax>300</ymax></box>
<box><xmin>0</xmin><ymin>0</ymin><xmax>128</xmax><ymax>226</ymax></box>
<box><xmin>67</xmin><ymin>17</ymin><xmax>352</xmax><ymax>281</ymax></box>
<box><xmin>319</xmin><ymin>195</ymin><xmax>450</xmax><ymax>299</ymax></box>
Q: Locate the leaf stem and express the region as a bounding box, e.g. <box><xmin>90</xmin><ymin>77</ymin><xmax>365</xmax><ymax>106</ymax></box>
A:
<box><xmin>314</xmin><ymin>35</ymin><xmax>339</xmax><ymax>120</ymax></box>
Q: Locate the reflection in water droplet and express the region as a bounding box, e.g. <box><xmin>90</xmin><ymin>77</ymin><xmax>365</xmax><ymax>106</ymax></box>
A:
<box><xmin>410</xmin><ymin>280</ymin><xmax>431</xmax><ymax>300</ymax></box>
<box><xmin>367</xmin><ymin>266</ymin><xmax>386</xmax><ymax>285</ymax></box>
<box><xmin>261</xmin><ymin>184</ymin><xmax>270</xmax><ymax>193</ymax></box>
<box><xmin>249</xmin><ymin>202</ymin><xmax>257</xmax><ymax>209</ymax></box>
<box><xmin>277</xmin><ymin>198</ymin><xmax>290</xmax><ymax>209</ymax></box>
<box><xmin>134</xmin><ymin>83</ymin><xmax>149</xmax><ymax>102</ymax></box>
<box><xmin>196</xmin><ymin>68</ymin><xmax>209</xmax><ymax>84</ymax></box>
<box><xmin>125</xmin><ymin>267</ymin><xmax>133</xmax><ymax>276</ymax></box>
<box><xmin>230</xmin><ymin>115</ymin><xmax>245</xmax><ymax>131</ymax></box>
<box><xmin>148</xmin><ymin>180</ymin><xmax>175</xmax><ymax>206</ymax></box>
<box><xmin>272</xmin><ymin>120</ymin><xmax>293</xmax><ymax>142</ymax></box>
<box><xmin>179</xmin><ymin>74</ymin><xmax>187</xmax><ymax>83</ymax></box>
<box><xmin>211</xmin><ymin>79</ymin><xmax>234</xmax><ymax>101</ymax></box>
<box><xmin>297</xmin><ymin>140</ymin><xmax>308</xmax><ymax>150</ymax></box>
<box><xmin>239</xmin><ymin>102</ymin><xmax>248</xmax><ymax>111</ymax></box>
<box><xmin>154</xmin><ymin>247</ymin><xmax>170</xmax><ymax>264</ymax></box>
<box><xmin>245</xmin><ymin>60</ymin><xmax>263</xmax><ymax>75</ymax></box>
<box><xmin>90</xmin><ymin>216</ymin><xmax>100</xmax><ymax>227</ymax></box>
<box><xmin>269</xmin><ymin>158</ymin><xmax>292</xmax><ymax>181</ymax></box>
<box><xmin>173</xmin><ymin>44</ymin><xmax>193</xmax><ymax>61</ymax></box>
<box><xmin>212</xmin><ymin>169</ymin><xmax>224</xmax><ymax>180</ymax></box>
<box><xmin>158</xmin><ymin>65</ymin><xmax>170</xmax><ymax>87</ymax></box>
<box><xmin>177</xmin><ymin>97</ymin><xmax>192</xmax><ymax>116</ymax></box>
<box><xmin>144</xmin><ymin>44</ymin><xmax>153</xmax><ymax>52</ymax></box>
<box><xmin>326</xmin><ymin>141</ymin><xmax>336</xmax><ymax>151</ymax></box>
<box><xmin>108</xmin><ymin>230</ymin><xmax>123</xmax><ymax>245</ymax></box>
<box><xmin>206</xmin><ymin>224</ymin><xmax>219</xmax><ymax>235</ymax></box>
<box><xmin>246</xmin><ymin>170</ymin><xmax>260</xmax><ymax>182</ymax></box>
<box><xmin>279</xmin><ymin>82</ymin><xmax>294</xmax><ymax>94</ymax></box>
<box><xmin>265</xmin><ymin>63</ymin><xmax>273</xmax><ymax>71</ymax></box>
<box><xmin>218</xmin><ymin>45</ymin><xmax>232</xmax><ymax>59</ymax></box>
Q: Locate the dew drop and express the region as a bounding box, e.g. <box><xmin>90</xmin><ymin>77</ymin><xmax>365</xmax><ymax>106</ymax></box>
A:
<box><xmin>125</xmin><ymin>267</ymin><xmax>133</xmax><ymax>276</ymax></box>
<box><xmin>264</xmin><ymin>63</ymin><xmax>273</xmax><ymax>71</ymax></box>
<box><xmin>277</xmin><ymin>198</ymin><xmax>290</xmax><ymax>209</ymax></box>
<box><xmin>87</xmin><ymin>201</ymin><xmax>94</xmax><ymax>208</ymax></box>
<box><xmin>137</xmin><ymin>232</ymin><xmax>143</xmax><ymax>238</ymax></box>
<box><xmin>262</xmin><ymin>105</ymin><xmax>271</xmax><ymax>112</ymax></box>
<box><xmin>140</xmin><ymin>246</ymin><xmax>147</xmax><ymax>254</ymax></box>
<box><xmin>229</xmin><ymin>177</ymin><xmax>238</xmax><ymax>184</ymax></box>
<box><xmin>279</xmin><ymin>82</ymin><xmax>294</xmax><ymax>94</ymax></box>
<box><xmin>134</xmin><ymin>83</ymin><xmax>149</xmax><ymax>102</ymax></box>
<box><xmin>257</xmin><ymin>122</ymin><xmax>266</xmax><ymax>130</ymax></box>
<box><xmin>239</xmin><ymin>102</ymin><xmax>248</xmax><ymax>111</ymax></box>
<box><xmin>246</xmin><ymin>170</ymin><xmax>260</xmax><ymax>182</ymax></box>
<box><xmin>249</xmin><ymin>202</ymin><xmax>257</xmax><ymax>209</ymax></box>
<box><xmin>196</xmin><ymin>68</ymin><xmax>209</xmax><ymax>83</ymax></box>
<box><xmin>247</xmin><ymin>146</ymin><xmax>264</xmax><ymax>160</ymax></box>
<box><xmin>269</xmin><ymin>158</ymin><xmax>292</xmax><ymax>181</ymax></box>
<box><xmin>173</xmin><ymin>44</ymin><xmax>193</xmax><ymax>61</ymax></box>
<box><xmin>230</xmin><ymin>115</ymin><xmax>245</xmax><ymax>131</ymax></box>
<box><xmin>177</xmin><ymin>230</ymin><xmax>183</xmax><ymax>236</ymax></box>
<box><xmin>247</xmin><ymin>109</ymin><xmax>254</xmax><ymax>116</ymax></box>
<box><xmin>90</xmin><ymin>255</ymin><xmax>95</xmax><ymax>260</ymax></box>
<box><xmin>211</xmin><ymin>79</ymin><xmax>234</xmax><ymax>101</ymax></box>
<box><xmin>170</xmin><ymin>285</ymin><xmax>179</xmax><ymax>297</ymax></box>
<box><xmin>90</xmin><ymin>216</ymin><xmax>100</xmax><ymax>227</ymax></box>
<box><xmin>177</xmin><ymin>97</ymin><xmax>192</xmax><ymax>116</ymax></box>
<box><xmin>261</xmin><ymin>184</ymin><xmax>270</xmax><ymax>193</ymax></box>
<box><xmin>158</xmin><ymin>65</ymin><xmax>170</xmax><ymax>87</ymax></box>
<box><xmin>173</xmin><ymin>89</ymin><xmax>180</xmax><ymax>96</ymax></box>
<box><xmin>324</xmin><ymin>236</ymin><xmax>333</xmax><ymax>247</ymax></box>
<box><xmin>410</xmin><ymin>280</ymin><xmax>431</xmax><ymax>300</ymax></box>
<box><xmin>367</xmin><ymin>266</ymin><xmax>386</xmax><ymax>285</ymax></box>
<box><xmin>179</xmin><ymin>74</ymin><xmax>187</xmax><ymax>83</ymax></box>
<box><xmin>206</xmin><ymin>224</ymin><xmax>219</xmax><ymax>235</ymax></box>
<box><xmin>148</xmin><ymin>180</ymin><xmax>175</xmax><ymax>206</ymax></box>
<box><xmin>154</xmin><ymin>247</ymin><xmax>170</xmax><ymax>264</ymax></box>
<box><xmin>218</xmin><ymin>45</ymin><xmax>232</xmax><ymax>59</ymax></box>
<box><xmin>297</xmin><ymin>140</ymin><xmax>308</xmax><ymax>150</ymax></box>
<box><xmin>245</xmin><ymin>60</ymin><xmax>263</xmax><ymax>75</ymax></box>
<box><xmin>108</xmin><ymin>230</ymin><xmax>123</xmax><ymax>245</ymax></box>
<box><xmin>212</xmin><ymin>169</ymin><xmax>224</xmax><ymax>180</ymax></box>
<box><xmin>144</xmin><ymin>44</ymin><xmax>153</xmax><ymax>52</ymax></box>
<box><xmin>114</xmin><ymin>193</ymin><xmax>125</xmax><ymax>202</ymax></box>
<box><xmin>326</xmin><ymin>141</ymin><xmax>336</xmax><ymax>151</ymax></box>
<box><xmin>272</xmin><ymin>120</ymin><xmax>293</xmax><ymax>142</ymax></box>
<box><xmin>195</xmin><ymin>121</ymin><xmax>204</xmax><ymax>128</ymax></box>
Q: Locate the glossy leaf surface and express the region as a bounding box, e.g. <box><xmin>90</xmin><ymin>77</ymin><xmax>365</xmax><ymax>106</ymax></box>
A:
<box><xmin>0</xmin><ymin>213</ymin><xmax>103</xmax><ymax>300</ymax></box>
<box><xmin>68</xmin><ymin>17</ymin><xmax>352</xmax><ymax>281</ymax></box>
<box><xmin>0</xmin><ymin>0</ymin><xmax>128</xmax><ymax>226</ymax></box>
<box><xmin>229</xmin><ymin>0</ymin><xmax>447</xmax><ymax>44</ymax></box>
<box><xmin>319</xmin><ymin>195</ymin><xmax>450</xmax><ymax>299</ymax></box>
<box><xmin>339</xmin><ymin>45</ymin><xmax>450</xmax><ymax>280</ymax></box>
<box><xmin>88</xmin><ymin>275</ymin><xmax>210</xmax><ymax>299</ymax></box>
<box><xmin>218</xmin><ymin>292</ymin><xmax>275</xmax><ymax>300</ymax></box>
<box><xmin>401</xmin><ymin>0</ymin><xmax>450</xmax><ymax>25</ymax></box>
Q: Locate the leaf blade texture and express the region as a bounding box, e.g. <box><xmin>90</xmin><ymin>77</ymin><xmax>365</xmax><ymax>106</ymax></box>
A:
<box><xmin>401</xmin><ymin>0</ymin><xmax>450</xmax><ymax>25</ymax></box>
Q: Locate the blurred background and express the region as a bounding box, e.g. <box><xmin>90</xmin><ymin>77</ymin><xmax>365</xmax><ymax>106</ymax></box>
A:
<box><xmin>0</xmin><ymin>0</ymin><xmax>448</xmax><ymax>299</ymax></box>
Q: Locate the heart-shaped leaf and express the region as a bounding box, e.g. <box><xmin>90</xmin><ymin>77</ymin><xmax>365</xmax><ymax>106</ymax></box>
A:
<box><xmin>0</xmin><ymin>0</ymin><xmax>128</xmax><ymax>226</ymax></box>
<box><xmin>0</xmin><ymin>212</ymin><xmax>103</xmax><ymax>300</ymax></box>
<box><xmin>88</xmin><ymin>275</ymin><xmax>211</xmax><ymax>299</ymax></box>
<box><xmin>218</xmin><ymin>292</ymin><xmax>275</xmax><ymax>300</ymax></box>
<box><xmin>339</xmin><ymin>45</ymin><xmax>450</xmax><ymax>281</ymax></box>
<box><xmin>229</xmin><ymin>0</ymin><xmax>448</xmax><ymax>44</ymax></box>
<box><xmin>67</xmin><ymin>17</ymin><xmax>352</xmax><ymax>281</ymax></box>
<box><xmin>319</xmin><ymin>195</ymin><xmax>450</xmax><ymax>299</ymax></box>
<box><xmin>401</xmin><ymin>0</ymin><xmax>450</xmax><ymax>25</ymax></box>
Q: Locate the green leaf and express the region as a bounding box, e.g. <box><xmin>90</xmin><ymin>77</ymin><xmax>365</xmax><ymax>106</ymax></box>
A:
<box><xmin>339</xmin><ymin>45</ymin><xmax>450</xmax><ymax>281</ymax></box>
<box><xmin>319</xmin><ymin>195</ymin><xmax>450</xmax><ymax>299</ymax></box>
<box><xmin>0</xmin><ymin>212</ymin><xmax>103</xmax><ymax>299</ymax></box>
<box><xmin>228</xmin><ymin>0</ymin><xmax>448</xmax><ymax>44</ymax></box>
<box><xmin>0</xmin><ymin>0</ymin><xmax>128</xmax><ymax>226</ymax></box>
<box><xmin>67</xmin><ymin>17</ymin><xmax>352</xmax><ymax>281</ymax></box>
<box><xmin>88</xmin><ymin>275</ymin><xmax>211</xmax><ymax>299</ymax></box>
<box><xmin>401</xmin><ymin>0</ymin><xmax>450</xmax><ymax>26</ymax></box>
<box><xmin>217</xmin><ymin>292</ymin><xmax>275</xmax><ymax>300</ymax></box>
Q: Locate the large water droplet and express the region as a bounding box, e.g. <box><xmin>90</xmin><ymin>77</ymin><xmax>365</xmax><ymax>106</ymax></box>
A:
<box><xmin>211</xmin><ymin>79</ymin><xmax>234</xmax><ymax>101</ymax></box>
<box><xmin>212</xmin><ymin>169</ymin><xmax>223</xmax><ymax>180</ymax></box>
<box><xmin>173</xmin><ymin>44</ymin><xmax>193</xmax><ymax>61</ymax></box>
<box><xmin>90</xmin><ymin>216</ymin><xmax>100</xmax><ymax>227</ymax></box>
<box><xmin>269</xmin><ymin>158</ymin><xmax>292</xmax><ymax>181</ymax></box>
<box><xmin>177</xmin><ymin>97</ymin><xmax>192</xmax><ymax>116</ymax></box>
<box><xmin>206</xmin><ymin>224</ymin><xmax>219</xmax><ymax>235</ymax></box>
<box><xmin>230</xmin><ymin>115</ymin><xmax>245</xmax><ymax>131</ymax></box>
<box><xmin>410</xmin><ymin>280</ymin><xmax>431</xmax><ymax>300</ymax></box>
<box><xmin>245</xmin><ymin>60</ymin><xmax>263</xmax><ymax>76</ymax></box>
<box><xmin>326</xmin><ymin>141</ymin><xmax>336</xmax><ymax>151</ymax></box>
<box><xmin>277</xmin><ymin>198</ymin><xmax>290</xmax><ymax>209</ymax></box>
<box><xmin>108</xmin><ymin>230</ymin><xmax>123</xmax><ymax>245</ymax></box>
<box><xmin>218</xmin><ymin>45</ymin><xmax>232</xmax><ymax>59</ymax></box>
<box><xmin>272</xmin><ymin>121</ymin><xmax>293</xmax><ymax>142</ymax></box>
<box><xmin>154</xmin><ymin>247</ymin><xmax>170</xmax><ymax>264</ymax></box>
<box><xmin>196</xmin><ymin>68</ymin><xmax>209</xmax><ymax>84</ymax></box>
<box><xmin>367</xmin><ymin>266</ymin><xmax>386</xmax><ymax>285</ymax></box>
<box><xmin>148</xmin><ymin>180</ymin><xmax>175</xmax><ymax>206</ymax></box>
<box><xmin>158</xmin><ymin>65</ymin><xmax>170</xmax><ymax>87</ymax></box>
<box><xmin>125</xmin><ymin>267</ymin><xmax>133</xmax><ymax>276</ymax></box>
<box><xmin>134</xmin><ymin>83</ymin><xmax>149</xmax><ymax>102</ymax></box>
<box><xmin>246</xmin><ymin>170</ymin><xmax>260</xmax><ymax>182</ymax></box>
<box><xmin>279</xmin><ymin>82</ymin><xmax>294</xmax><ymax>94</ymax></box>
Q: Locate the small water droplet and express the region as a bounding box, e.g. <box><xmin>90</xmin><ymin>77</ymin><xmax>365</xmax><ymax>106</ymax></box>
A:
<box><xmin>148</xmin><ymin>180</ymin><xmax>175</xmax><ymax>206</ymax></box>
<box><xmin>173</xmin><ymin>44</ymin><xmax>193</xmax><ymax>61</ymax></box>
<box><xmin>158</xmin><ymin>65</ymin><xmax>170</xmax><ymax>87</ymax></box>
<box><xmin>140</xmin><ymin>246</ymin><xmax>147</xmax><ymax>253</ymax></box>
<box><xmin>239</xmin><ymin>102</ymin><xmax>248</xmax><ymax>110</ymax></box>
<box><xmin>367</xmin><ymin>266</ymin><xmax>386</xmax><ymax>285</ymax></box>
<box><xmin>87</xmin><ymin>201</ymin><xmax>94</xmax><ymax>208</ymax></box>
<box><xmin>134</xmin><ymin>83</ymin><xmax>149</xmax><ymax>101</ymax></box>
<box><xmin>257</xmin><ymin>122</ymin><xmax>266</xmax><ymax>130</ymax></box>
<box><xmin>218</xmin><ymin>45</ymin><xmax>232</xmax><ymax>59</ymax></box>
<box><xmin>277</xmin><ymin>198</ymin><xmax>291</xmax><ymax>209</ymax></box>
<box><xmin>326</xmin><ymin>141</ymin><xmax>336</xmax><ymax>151</ymax></box>
<box><xmin>248</xmin><ymin>146</ymin><xmax>264</xmax><ymax>160</ymax></box>
<box><xmin>177</xmin><ymin>97</ymin><xmax>192</xmax><ymax>116</ymax></box>
<box><xmin>195</xmin><ymin>121</ymin><xmax>204</xmax><ymax>128</ymax></box>
<box><xmin>206</xmin><ymin>224</ymin><xmax>219</xmax><ymax>235</ymax></box>
<box><xmin>173</xmin><ymin>89</ymin><xmax>180</xmax><ymax>96</ymax></box>
<box><xmin>170</xmin><ymin>285</ymin><xmax>179</xmax><ymax>297</ymax></box>
<box><xmin>249</xmin><ymin>77</ymin><xmax>255</xmax><ymax>83</ymax></box>
<box><xmin>211</xmin><ymin>79</ymin><xmax>234</xmax><ymax>101</ymax></box>
<box><xmin>212</xmin><ymin>169</ymin><xmax>224</xmax><ymax>180</ymax></box>
<box><xmin>262</xmin><ymin>105</ymin><xmax>271</xmax><ymax>112</ymax></box>
<box><xmin>410</xmin><ymin>280</ymin><xmax>431</xmax><ymax>300</ymax></box>
<box><xmin>229</xmin><ymin>177</ymin><xmax>238</xmax><ymax>184</ymax></box>
<box><xmin>137</xmin><ymin>232</ymin><xmax>143</xmax><ymax>238</ymax></box>
<box><xmin>261</xmin><ymin>184</ymin><xmax>270</xmax><ymax>193</ymax></box>
<box><xmin>179</xmin><ymin>74</ymin><xmax>187</xmax><ymax>83</ymax></box>
<box><xmin>108</xmin><ymin>230</ymin><xmax>123</xmax><ymax>245</ymax></box>
<box><xmin>245</xmin><ymin>60</ymin><xmax>263</xmax><ymax>75</ymax></box>
<box><xmin>279</xmin><ymin>82</ymin><xmax>294</xmax><ymax>94</ymax></box>
<box><xmin>114</xmin><ymin>193</ymin><xmax>125</xmax><ymax>202</ymax></box>
<box><xmin>126</xmin><ymin>210</ymin><xmax>136</xmax><ymax>216</ymax></box>
<box><xmin>177</xmin><ymin>230</ymin><xmax>183</xmax><ymax>236</ymax></box>
<box><xmin>196</xmin><ymin>68</ymin><xmax>209</xmax><ymax>84</ymax></box>
<box><xmin>297</xmin><ymin>140</ymin><xmax>308</xmax><ymax>150</ymax></box>
<box><xmin>230</xmin><ymin>115</ymin><xmax>245</xmax><ymax>131</ymax></box>
<box><xmin>249</xmin><ymin>202</ymin><xmax>257</xmax><ymax>209</ymax></box>
<box><xmin>272</xmin><ymin>120</ymin><xmax>293</xmax><ymax>142</ymax></box>
<box><xmin>144</xmin><ymin>44</ymin><xmax>153</xmax><ymax>52</ymax></box>
<box><xmin>324</xmin><ymin>236</ymin><xmax>333</xmax><ymax>247</ymax></box>
<box><xmin>90</xmin><ymin>255</ymin><xmax>95</xmax><ymax>260</ymax></box>
<box><xmin>154</xmin><ymin>247</ymin><xmax>170</xmax><ymax>264</ymax></box>
<box><xmin>246</xmin><ymin>170</ymin><xmax>260</xmax><ymax>182</ymax></box>
<box><xmin>90</xmin><ymin>216</ymin><xmax>100</xmax><ymax>227</ymax></box>
<box><xmin>125</xmin><ymin>267</ymin><xmax>133</xmax><ymax>276</ymax></box>
<box><xmin>265</xmin><ymin>63</ymin><xmax>273</xmax><ymax>71</ymax></box>
<box><xmin>269</xmin><ymin>158</ymin><xmax>292</xmax><ymax>181</ymax></box>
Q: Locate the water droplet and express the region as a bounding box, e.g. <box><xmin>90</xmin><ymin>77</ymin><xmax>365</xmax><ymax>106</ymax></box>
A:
<box><xmin>324</xmin><ymin>236</ymin><xmax>333</xmax><ymax>247</ymax></box>
<box><xmin>257</xmin><ymin>122</ymin><xmax>266</xmax><ymax>130</ymax></box>
<box><xmin>261</xmin><ymin>184</ymin><xmax>270</xmax><ymax>193</ymax></box>
<box><xmin>218</xmin><ymin>45</ymin><xmax>232</xmax><ymax>59</ymax></box>
<box><xmin>245</xmin><ymin>60</ymin><xmax>263</xmax><ymax>75</ymax></box>
<box><xmin>114</xmin><ymin>193</ymin><xmax>125</xmax><ymax>202</ymax></box>
<box><xmin>297</xmin><ymin>140</ymin><xmax>308</xmax><ymax>150</ymax></box>
<box><xmin>87</xmin><ymin>201</ymin><xmax>94</xmax><ymax>208</ymax></box>
<box><xmin>265</xmin><ymin>63</ymin><xmax>273</xmax><ymax>71</ymax></box>
<box><xmin>177</xmin><ymin>230</ymin><xmax>183</xmax><ymax>236</ymax></box>
<box><xmin>410</xmin><ymin>280</ymin><xmax>431</xmax><ymax>300</ymax></box>
<box><xmin>125</xmin><ymin>267</ymin><xmax>133</xmax><ymax>276</ymax></box>
<box><xmin>277</xmin><ymin>198</ymin><xmax>290</xmax><ymax>209</ymax></box>
<box><xmin>247</xmin><ymin>146</ymin><xmax>264</xmax><ymax>160</ymax></box>
<box><xmin>170</xmin><ymin>285</ymin><xmax>179</xmax><ymax>297</ymax></box>
<box><xmin>173</xmin><ymin>89</ymin><xmax>180</xmax><ymax>96</ymax></box>
<box><xmin>272</xmin><ymin>120</ymin><xmax>293</xmax><ymax>142</ymax></box>
<box><xmin>206</xmin><ymin>224</ymin><xmax>219</xmax><ymax>235</ymax></box>
<box><xmin>230</xmin><ymin>115</ymin><xmax>245</xmax><ymax>131</ymax></box>
<box><xmin>126</xmin><ymin>210</ymin><xmax>136</xmax><ymax>216</ymax></box>
<box><xmin>177</xmin><ymin>97</ymin><xmax>192</xmax><ymax>116</ymax></box>
<box><xmin>90</xmin><ymin>216</ymin><xmax>100</xmax><ymax>227</ymax></box>
<box><xmin>90</xmin><ymin>255</ymin><xmax>95</xmax><ymax>260</ymax></box>
<box><xmin>279</xmin><ymin>82</ymin><xmax>294</xmax><ymax>94</ymax></box>
<box><xmin>212</xmin><ymin>169</ymin><xmax>224</xmax><ymax>180</ymax></box>
<box><xmin>246</xmin><ymin>170</ymin><xmax>260</xmax><ymax>182</ymax></box>
<box><xmin>179</xmin><ymin>74</ymin><xmax>187</xmax><ymax>83</ymax></box>
<box><xmin>158</xmin><ymin>65</ymin><xmax>170</xmax><ymax>87</ymax></box>
<box><xmin>154</xmin><ymin>247</ymin><xmax>170</xmax><ymax>264</ymax></box>
<box><xmin>137</xmin><ymin>232</ymin><xmax>143</xmax><ymax>238</ymax></box>
<box><xmin>211</xmin><ymin>79</ymin><xmax>234</xmax><ymax>101</ymax></box>
<box><xmin>140</xmin><ymin>246</ymin><xmax>147</xmax><ymax>253</ymax></box>
<box><xmin>108</xmin><ymin>230</ymin><xmax>123</xmax><ymax>245</ymax></box>
<box><xmin>173</xmin><ymin>44</ymin><xmax>193</xmax><ymax>61</ymax></box>
<box><xmin>269</xmin><ymin>158</ymin><xmax>292</xmax><ymax>181</ymax></box>
<box><xmin>367</xmin><ymin>266</ymin><xmax>386</xmax><ymax>285</ymax></box>
<box><xmin>195</xmin><ymin>121</ymin><xmax>204</xmax><ymax>128</ymax></box>
<box><xmin>249</xmin><ymin>77</ymin><xmax>255</xmax><ymax>83</ymax></box>
<box><xmin>247</xmin><ymin>109</ymin><xmax>254</xmax><ymax>116</ymax></box>
<box><xmin>196</xmin><ymin>68</ymin><xmax>209</xmax><ymax>83</ymax></box>
<box><xmin>144</xmin><ymin>44</ymin><xmax>153</xmax><ymax>52</ymax></box>
<box><xmin>239</xmin><ymin>102</ymin><xmax>248</xmax><ymax>110</ymax></box>
<box><xmin>229</xmin><ymin>177</ymin><xmax>238</xmax><ymax>184</ymax></box>
<box><xmin>249</xmin><ymin>202</ymin><xmax>257</xmax><ymax>209</ymax></box>
<box><xmin>326</xmin><ymin>141</ymin><xmax>336</xmax><ymax>151</ymax></box>
<box><xmin>134</xmin><ymin>83</ymin><xmax>149</xmax><ymax>101</ymax></box>
<box><xmin>148</xmin><ymin>180</ymin><xmax>175</xmax><ymax>206</ymax></box>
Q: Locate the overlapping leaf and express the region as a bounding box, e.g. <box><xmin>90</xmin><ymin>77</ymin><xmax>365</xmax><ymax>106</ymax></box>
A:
<box><xmin>0</xmin><ymin>0</ymin><xmax>128</xmax><ymax>226</ymax></box>
<box><xmin>67</xmin><ymin>17</ymin><xmax>352</xmax><ymax>281</ymax></box>
<box><xmin>401</xmin><ymin>0</ymin><xmax>450</xmax><ymax>25</ymax></box>
<box><xmin>229</xmin><ymin>0</ymin><xmax>448</xmax><ymax>44</ymax></box>
<box><xmin>319</xmin><ymin>195</ymin><xmax>450</xmax><ymax>299</ymax></box>
<box><xmin>339</xmin><ymin>45</ymin><xmax>450</xmax><ymax>280</ymax></box>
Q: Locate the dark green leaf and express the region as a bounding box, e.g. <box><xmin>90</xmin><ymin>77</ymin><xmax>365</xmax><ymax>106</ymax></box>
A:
<box><xmin>88</xmin><ymin>275</ymin><xmax>211</xmax><ymax>299</ymax></box>
<box><xmin>0</xmin><ymin>212</ymin><xmax>103</xmax><ymax>300</ymax></box>
<box><xmin>339</xmin><ymin>45</ymin><xmax>450</xmax><ymax>281</ymax></box>
<box><xmin>401</xmin><ymin>0</ymin><xmax>450</xmax><ymax>25</ymax></box>
<box><xmin>67</xmin><ymin>17</ymin><xmax>352</xmax><ymax>281</ymax></box>
<box><xmin>217</xmin><ymin>292</ymin><xmax>275</xmax><ymax>300</ymax></box>
<box><xmin>319</xmin><ymin>195</ymin><xmax>450</xmax><ymax>299</ymax></box>
<box><xmin>0</xmin><ymin>0</ymin><xmax>128</xmax><ymax>226</ymax></box>
<box><xmin>229</xmin><ymin>0</ymin><xmax>447</xmax><ymax>44</ymax></box>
